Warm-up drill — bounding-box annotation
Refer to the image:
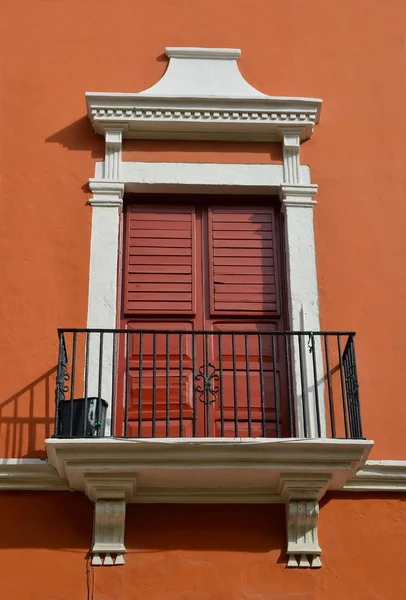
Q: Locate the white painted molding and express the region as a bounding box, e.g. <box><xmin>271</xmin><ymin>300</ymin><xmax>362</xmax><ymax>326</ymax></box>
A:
<box><xmin>87</xmin><ymin>162</ymin><xmax>323</xmax><ymax>441</ymax></box>
<box><xmin>86</xmin><ymin>47</ymin><xmax>321</xmax><ymax>142</ymax></box>
<box><xmin>87</xmin><ymin>180</ymin><xmax>124</xmax><ymax>434</ymax></box>
<box><xmin>104</xmin><ymin>130</ymin><xmax>122</xmax><ymax>180</ymax></box>
<box><xmin>0</xmin><ymin>459</ymin><xmax>67</xmax><ymax>490</ymax></box>
<box><xmin>91</xmin><ymin>161</ymin><xmax>311</xmax><ymax>194</ymax></box>
<box><xmin>45</xmin><ymin>438</ymin><xmax>373</xmax><ymax>499</ymax></box>
<box><xmin>279</xmin><ymin>184</ymin><xmax>324</xmax><ymax>438</ymax></box>
<box><xmin>165</xmin><ymin>47</ymin><xmax>241</xmax><ymax>60</ymax></box>
<box><xmin>5</xmin><ymin>458</ymin><xmax>406</xmax><ymax>494</ymax></box>
<box><xmin>282</xmin><ymin>132</ymin><xmax>301</xmax><ymax>185</ymax></box>
<box><xmin>88</xmin><ymin>180</ymin><xmax>124</xmax><ymax>207</ymax></box>
<box><xmin>344</xmin><ymin>460</ymin><xmax>406</xmax><ymax>491</ymax></box>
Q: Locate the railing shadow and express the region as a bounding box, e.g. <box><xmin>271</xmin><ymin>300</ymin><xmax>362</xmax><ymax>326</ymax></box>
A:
<box><xmin>0</xmin><ymin>367</ymin><xmax>57</xmax><ymax>458</ymax></box>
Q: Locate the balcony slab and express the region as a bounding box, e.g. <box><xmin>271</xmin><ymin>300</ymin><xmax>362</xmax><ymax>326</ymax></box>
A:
<box><xmin>46</xmin><ymin>437</ymin><xmax>373</xmax><ymax>503</ymax></box>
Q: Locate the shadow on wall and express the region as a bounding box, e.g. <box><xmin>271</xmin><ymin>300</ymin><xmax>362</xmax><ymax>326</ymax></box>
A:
<box><xmin>0</xmin><ymin>495</ymin><xmax>285</xmax><ymax>557</ymax></box>
<box><xmin>45</xmin><ymin>116</ymin><xmax>104</xmax><ymax>158</ymax></box>
<box><xmin>0</xmin><ymin>367</ymin><xmax>57</xmax><ymax>458</ymax></box>
<box><xmin>125</xmin><ymin>504</ymin><xmax>286</xmax><ymax>557</ymax></box>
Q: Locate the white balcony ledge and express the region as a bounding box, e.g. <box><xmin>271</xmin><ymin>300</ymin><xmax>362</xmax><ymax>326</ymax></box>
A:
<box><xmin>46</xmin><ymin>437</ymin><xmax>373</xmax><ymax>503</ymax></box>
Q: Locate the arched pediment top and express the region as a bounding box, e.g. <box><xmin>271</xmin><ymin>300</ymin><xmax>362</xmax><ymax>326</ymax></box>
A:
<box><xmin>139</xmin><ymin>47</ymin><xmax>267</xmax><ymax>99</ymax></box>
<box><xmin>86</xmin><ymin>47</ymin><xmax>322</xmax><ymax>142</ymax></box>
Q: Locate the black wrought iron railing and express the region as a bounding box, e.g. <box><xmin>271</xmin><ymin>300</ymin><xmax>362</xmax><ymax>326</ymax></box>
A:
<box><xmin>54</xmin><ymin>329</ymin><xmax>363</xmax><ymax>440</ymax></box>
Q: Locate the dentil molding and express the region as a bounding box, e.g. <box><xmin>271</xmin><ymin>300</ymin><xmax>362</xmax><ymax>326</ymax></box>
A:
<box><xmin>86</xmin><ymin>47</ymin><xmax>322</xmax><ymax>143</ymax></box>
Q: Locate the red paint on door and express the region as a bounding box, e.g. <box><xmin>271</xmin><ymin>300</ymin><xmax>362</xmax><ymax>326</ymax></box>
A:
<box><xmin>120</xmin><ymin>197</ymin><xmax>287</xmax><ymax>437</ymax></box>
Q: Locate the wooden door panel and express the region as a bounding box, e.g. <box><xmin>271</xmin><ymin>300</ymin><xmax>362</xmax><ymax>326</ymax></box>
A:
<box><xmin>128</xmin><ymin>322</ymin><xmax>194</xmax><ymax>366</ymax></box>
<box><xmin>125</xmin><ymin>321</ymin><xmax>198</xmax><ymax>433</ymax></box>
<box><xmin>214</xmin><ymin>421</ymin><xmax>279</xmax><ymax>438</ymax></box>
<box><xmin>208</xmin><ymin>207</ymin><xmax>281</xmax><ymax>316</ymax></box>
<box><xmin>209</xmin><ymin>322</ymin><xmax>279</xmax><ymax>369</ymax></box>
<box><xmin>125</xmin><ymin>205</ymin><xmax>196</xmax><ymax>315</ymax></box>
<box><xmin>215</xmin><ymin>372</ymin><xmax>281</xmax><ymax>411</ymax></box>
<box><xmin>128</xmin><ymin>373</ymin><xmax>194</xmax><ymax>420</ymax></box>
<box><xmin>128</xmin><ymin>420</ymin><xmax>194</xmax><ymax>438</ymax></box>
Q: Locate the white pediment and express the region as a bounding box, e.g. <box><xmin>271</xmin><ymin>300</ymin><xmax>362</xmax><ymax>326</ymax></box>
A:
<box><xmin>86</xmin><ymin>47</ymin><xmax>322</xmax><ymax>142</ymax></box>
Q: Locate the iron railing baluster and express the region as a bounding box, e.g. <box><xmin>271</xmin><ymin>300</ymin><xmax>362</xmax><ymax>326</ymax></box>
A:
<box><xmin>231</xmin><ymin>333</ymin><xmax>238</xmax><ymax>437</ymax></box>
<box><xmin>69</xmin><ymin>332</ymin><xmax>77</xmax><ymax>437</ymax></box>
<box><xmin>218</xmin><ymin>334</ymin><xmax>224</xmax><ymax>437</ymax></box>
<box><xmin>111</xmin><ymin>332</ymin><xmax>117</xmax><ymax>437</ymax></box>
<box><xmin>324</xmin><ymin>334</ymin><xmax>335</xmax><ymax>438</ymax></box>
<box><xmin>124</xmin><ymin>331</ymin><xmax>130</xmax><ymax>437</ymax></box>
<box><xmin>166</xmin><ymin>333</ymin><xmax>170</xmax><ymax>438</ymax></box>
<box><xmin>179</xmin><ymin>333</ymin><xmax>183</xmax><ymax>437</ymax></box>
<box><xmin>245</xmin><ymin>334</ymin><xmax>252</xmax><ymax>437</ymax></box>
<box><xmin>138</xmin><ymin>333</ymin><xmax>144</xmax><ymax>438</ymax></box>
<box><xmin>337</xmin><ymin>335</ymin><xmax>349</xmax><ymax>438</ymax></box>
<box><xmin>298</xmin><ymin>333</ymin><xmax>308</xmax><ymax>437</ymax></box>
<box><xmin>284</xmin><ymin>334</ymin><xmax>294</xmax><ymax>437</ymax></box>
<box><xmin>258</xmin><ymin>333</ymin><xmax>266</xmax><ymax>438</ymax></box>
<box><xmin>152</xmin><ymin>333</ymin><xmax>157</xmax><ymax>438</ymax></box>
<box><xmin>272</xmin><ymin>334</ymin><xmax>280</xmax><ymax>437</ymax></box>
<box><xmin>84</xmin><ymin>331</ymin><xmax>90</xmax><ymax>437</ymax></box>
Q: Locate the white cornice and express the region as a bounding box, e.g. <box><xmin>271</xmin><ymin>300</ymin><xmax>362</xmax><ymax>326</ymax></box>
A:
<box><xmin>45</xmin><ymin>437</ymin><xmax>372</xmax><ymax>500</ymax></box>
<box><xmin>0</xmin><ymin>459</ymin><xmax>67</xmax><ymax>490</ymax></box>
<box><xmin>4</xmin><ymin>457</ymin><xmax>406</xmax><ymax>494</ymax></box>
<box><xmin>165</xmin><ymin>47</ymin><xmax>241</xmax><ymax>60</ymax></box>
<box><xmin>86</xmin><ymin>47</ymin><xmax>321</xmax><ymax>142</ymax></box>
<box><xmin>344</xmin><ymin>460</ymin><xmax>406</xmax><ymax>491</ymax></box>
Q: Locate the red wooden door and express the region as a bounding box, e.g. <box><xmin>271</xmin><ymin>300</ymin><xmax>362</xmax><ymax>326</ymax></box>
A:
<box><xmin>120</xmin><ymin>199</ymin><xmax>286</xmax><ymax>438</ymax></box>
<box><xmin>204</xmin><ymin>206</ymin><xmax>286</xmax><ymax>437</ymax></box>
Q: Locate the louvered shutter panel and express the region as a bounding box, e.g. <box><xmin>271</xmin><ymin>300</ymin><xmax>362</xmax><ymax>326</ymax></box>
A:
<box><xmin>209</xmin><ymin>207</ymin><xmax>279</xmax><ymax>315</ymax></box>
<box><xmin>124</xmin><ymin>206</ymin><xmax>195</xmax><ymax>314</ymax></box>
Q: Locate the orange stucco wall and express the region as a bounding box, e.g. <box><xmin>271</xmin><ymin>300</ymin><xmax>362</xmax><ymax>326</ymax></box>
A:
<box><xmin>0</xmin><ymin>492</ymin><xmax>404</xmax><ymax>599</ymax></box>
<box><xmin>1</xmin><ymin>0</ymin><xmax>406</xmax><ymax>458</ymax></box>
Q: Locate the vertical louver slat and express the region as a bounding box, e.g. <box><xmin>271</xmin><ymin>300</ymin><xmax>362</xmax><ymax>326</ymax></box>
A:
<box><xmin>209</xmin><ymin>207</ymin><xmax>278</xmax><ymax>315</ymax></box>
<box><xmin>125</xmin><ymin>206</ymin><xmax>195</xmax><ymax>314</ymax></box>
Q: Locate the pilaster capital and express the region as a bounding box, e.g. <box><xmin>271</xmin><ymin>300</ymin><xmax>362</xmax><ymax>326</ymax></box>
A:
<box><xmin>88</xmin><ymin>179</ymin><xmax>125</xmax><ymax>207</ymax></box>
<box><xmin>105</xmin><ymin>128</ymin><xmax>123</xmax><ymax>147</ymax></box>
<box><xmin>281</xmin><ymin>130</ymin><xmax>301</xmax><ymax>149</ymax></box>
<box><xmin>280</xmin><ymin>184</ymin><xmax>318</xmax><ymax>208</ymax></box>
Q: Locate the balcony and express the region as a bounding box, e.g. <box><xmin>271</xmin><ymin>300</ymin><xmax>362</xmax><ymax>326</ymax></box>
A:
<box><xmin>45</xmin><ymin>328</ymin><xmax>373</xmax><ymax>566</ymax></box>
<box><xmin>52</xmin><ymin>328</ymin><xmax>363</xmax><ymax>440</ymax></box>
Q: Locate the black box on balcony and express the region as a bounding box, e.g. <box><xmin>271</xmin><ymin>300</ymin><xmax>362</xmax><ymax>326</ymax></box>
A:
<box><xmin>57</xmin><ymin>397</ymin><xmax>108</xmax><ymax>437</ymax></box>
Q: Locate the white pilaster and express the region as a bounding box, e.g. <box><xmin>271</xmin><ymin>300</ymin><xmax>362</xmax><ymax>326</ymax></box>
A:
<box><xmin>282</xmin><ymin>131</ymin><xmax>301</xmax><ymax>184</ymax></box>
<box><xmin>87</xmin><ymin>181</ymin><xmax>124</xmax><ymax>435</ymax></box>
<box><xmin>104</xmin><ymin>130</ymin><xmax>123</xmax><ymax>180</ymax></box>
<box><xmin>280</xmin><ymin>184</ymin><xmax>326</xmax><ymax>438</ymax></box>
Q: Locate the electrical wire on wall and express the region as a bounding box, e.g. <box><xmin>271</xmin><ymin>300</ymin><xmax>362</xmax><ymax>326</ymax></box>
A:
<box><xmin>86</xmin><ymin>556</ymin><xmax>95</xmax><ymax>600</ymax></box>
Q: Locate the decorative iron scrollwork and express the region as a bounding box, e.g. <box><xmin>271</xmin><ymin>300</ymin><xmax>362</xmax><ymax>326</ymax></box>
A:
<box><xmin>56</xmin><ymin>340</ymin><xmax>70</xmax><ymax>404</ymax></box>
<box><xmin>194</xmin><ymin>363</ymin><xmax>219</xmax><ymax>404</ymax></box>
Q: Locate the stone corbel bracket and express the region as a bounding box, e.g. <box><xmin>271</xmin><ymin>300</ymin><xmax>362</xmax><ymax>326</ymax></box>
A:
<box><xmin>84</xmin><ymin>473</ymin><xmax>137</xmax><ymax>566</ymax></box>
<box><xmin>279</xmin><ymin>474</ymin><xmax>331</xmax><ymax>568</ymax></box>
